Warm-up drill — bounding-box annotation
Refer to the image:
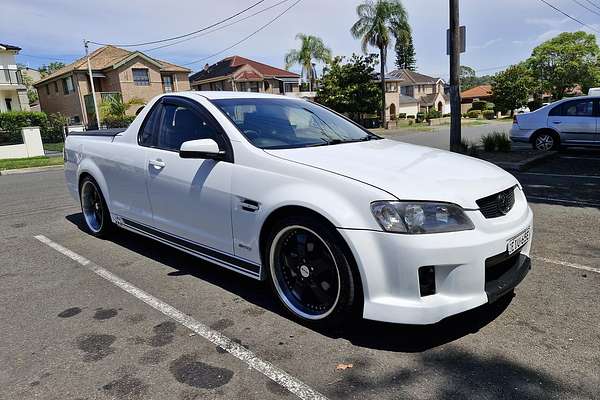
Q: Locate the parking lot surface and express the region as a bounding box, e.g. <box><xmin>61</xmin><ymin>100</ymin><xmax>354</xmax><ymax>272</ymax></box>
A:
<box><xmin>1</xmin><ymin>150</ymin><xmax>599</xmax><ymax>399</ymax></box>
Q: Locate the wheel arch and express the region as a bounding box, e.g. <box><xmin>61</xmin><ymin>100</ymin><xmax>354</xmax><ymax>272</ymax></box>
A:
<box><xmin>76</xmin><ymin>160</ymin><xmax>111</xmax><ymax>207</ymax></box>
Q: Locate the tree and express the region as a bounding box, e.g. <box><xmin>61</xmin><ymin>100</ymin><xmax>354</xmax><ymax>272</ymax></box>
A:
<box><xmin>527</xmin><ymin>31</ymin><xmax>600</xmax><ymax>100</ymax></box>
<box><xmin>99</xmin><ymin>95</ymin><xmax>144</xmax><ymax>127</ymax></box>
<box><xmin>21</xmin><ymin>73</ymin><xmax>39</xmax><ymax>104</ymax></box>
<box><xmin>38</xmin><ymin>62</ymin><xmax>66</xmax><ymax>77</ymax></box>
<box><xmin>316</xmin><ymin>54</ymin><xmax>382</xmax><ymax>124</ymax></box>
<box><xmin>460</xmin><ymin>65</ymin><xmax>492</xmax><ymax>90</ymax></box>
<box><xmin>351</xmin><ymin>0</ymin><xmax>410</xmax><ymax>128</ymax></box>
<box><xmin>395</xmin><ymin>35</ymin><xmax>416</xmax><ymax>70</ymax></box>
<box><xmin>491</xmin><ymin>64</ymin><xmax>532</xmax><ymax>116</ymax></box>
<box><xmin>284</xmin><ymin>34</ymin><xmax>332</xmax><ymax>92</ymax></box>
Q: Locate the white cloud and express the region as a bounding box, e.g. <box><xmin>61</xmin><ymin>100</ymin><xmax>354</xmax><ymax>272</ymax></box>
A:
<box><xmin>525</xmin><ymin>17</ymin><xmax>570</xmax><ymax>27</ymax></box>
<box><xmin>470</xmin><ymin>38</ymin><xmax>502</xmax><ymax>50</ymax></box>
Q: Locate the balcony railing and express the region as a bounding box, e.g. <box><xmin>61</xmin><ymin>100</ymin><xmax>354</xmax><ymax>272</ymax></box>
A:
<box><xmin>0</xmin><ymin>69</ymin><xmax>24</xmax><ymax>86</ymax></box>
<box><xmin>83</xmin><ymin>91</ymin><xmax>122</xmax><ymax>114</ymax></box>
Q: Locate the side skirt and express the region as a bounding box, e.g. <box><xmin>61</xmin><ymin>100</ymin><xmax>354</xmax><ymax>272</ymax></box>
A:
<box><xmin>113</xmin><ymin>215</ymin><xmax>262</xmax><ymax>280</ymax></box>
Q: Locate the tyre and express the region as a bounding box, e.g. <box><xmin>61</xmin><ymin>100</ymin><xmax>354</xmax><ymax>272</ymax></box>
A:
<box><xmin>532</xmin><ymin>131</ymin><xmax>558</xmax><ymax>151</ymax></box>
<box><xmin>265</xmin><ymin>215</ymin><xmax>359</xmax><ymax>326</ymax></box>
<box><xmin>79</xmin><ymin>176</ymin><xmax>113</xmax><ymax>238</ymax></box>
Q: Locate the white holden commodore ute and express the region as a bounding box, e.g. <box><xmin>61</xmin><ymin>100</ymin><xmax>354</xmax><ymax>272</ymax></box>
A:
<box><xmin>65</xmin><ymin>92</ymin><xmax>533</xmax><ymax>326</ymax></box>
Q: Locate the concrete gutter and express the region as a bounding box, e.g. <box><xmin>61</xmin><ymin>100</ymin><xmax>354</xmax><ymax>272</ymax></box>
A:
<box><xmin>493</xmin><ymin>151</ymin><xmax>558</xmax><ymax>172</ymax></box>
<box><xmin>0</xmin><ymin>165</ymin><xmax>64</xmax><ymax>176</ymax></box>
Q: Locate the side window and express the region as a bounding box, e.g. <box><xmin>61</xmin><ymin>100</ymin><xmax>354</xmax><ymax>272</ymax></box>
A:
<box><xmin>549</xmin><ymin>104</ymin><xmax>562</xmax><ymax>116</ymax></box>
<box><xmin>139</xmin><ymin>103</ymin><xmax>162</xmax><ymax>146</ymax></box>
<box><xmin>563</xmin><ymin>100</ymin><xmax>593</xmax><ymax>117</ymax></box>
<box><xmin>157</xmin><ymin>103</ymin><xmax>218</xmax><ymax>152</ymax></box>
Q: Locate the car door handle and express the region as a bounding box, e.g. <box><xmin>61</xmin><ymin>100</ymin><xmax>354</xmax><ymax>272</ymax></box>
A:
<box><xmin>551</xmin><ymin>121</ymin><xmax>561</xmax><ymax>124</ymax></box>
<box><xmin>149</xmin><ymin>159</ymin><xmax>166</xmax><ymax>169</ymax></box>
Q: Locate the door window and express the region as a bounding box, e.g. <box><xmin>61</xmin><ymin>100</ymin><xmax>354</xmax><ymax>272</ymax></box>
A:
<box><xmin>565</xmin><ymin>100</ymin><xmax>593</xmax><ymax>116</ymax></box>
<box><xmin>138</xmin><ymin>103</ymin><xmax>163</xmax><ymax>146</ymax></box>
<box><xmin>157</xmin><ymin>103</ymin><xmax>218</xmax><ymax>152</ymax></box>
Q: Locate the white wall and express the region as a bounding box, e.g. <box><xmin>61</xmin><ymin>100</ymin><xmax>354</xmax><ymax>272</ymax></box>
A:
<box><xmin>0</xmin><ymin>126</ymin><xmax>45</xmax><ymax>160</ymax></box>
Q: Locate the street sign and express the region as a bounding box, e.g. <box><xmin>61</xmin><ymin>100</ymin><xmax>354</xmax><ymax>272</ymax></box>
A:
<box><xmin>447</xmin><ymin>25</ymin><xmax>466</xmax><ymax>55</ymax></box>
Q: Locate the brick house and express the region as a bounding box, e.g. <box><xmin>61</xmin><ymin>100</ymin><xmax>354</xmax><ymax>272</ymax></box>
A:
<box><xmin>460</xmin><ymin>84</ymin><xmax>493</xmax><ymax>113</ymax></box>
<box><xmin>382</xmin><ymin>69</ymin><xmax>449</xmax><ymax>121</ymax></box>
<box><xmin>189</xmin><ymin>56</ymin><xmax>300</xmax><ymax>95</ymax></box>
<box><xmin>34</xmin><ymin>45</ymin><xmax>190</xmax><ymax>126</ymax></box>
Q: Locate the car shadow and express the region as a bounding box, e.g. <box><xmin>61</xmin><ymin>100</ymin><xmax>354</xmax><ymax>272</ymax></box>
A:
<box><xmin>67</xmin><ymin>212</ymin><xmax>514</xmax><ymax>353</ymax></box>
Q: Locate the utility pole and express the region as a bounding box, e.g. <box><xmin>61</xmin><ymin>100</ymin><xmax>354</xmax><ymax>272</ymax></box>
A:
<box><xmin>449</xmin><ymin>0</ymin><xmax>461</xmax><ymax>152</ymax></box>
<box><xmin>84</xmin><ymin>40</ymin><xmax>101</xmax><ymax>130</ymax></box>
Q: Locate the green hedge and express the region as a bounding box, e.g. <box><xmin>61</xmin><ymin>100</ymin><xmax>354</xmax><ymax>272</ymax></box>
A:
<box><xmin>416</xmin><ymin>112</ymin><xmax>426</xmax><ymax>122</ymax></box>
<box><xmin>406</xmin><ymin>114</ymin><xmax>416</xmax><ymax>119</ymax></box>
<box><xmin>104</xmin><ymin>115</ymin><xmax>136</xmax><ymax>128</ymax></box>
<box><xmin>0</xmin><ymin>111</ymin><xmax>66</xmax><ymax>145</ymax></box>
<box><xmin>426</xmin><ymin>110</ymin><xmax>442</xmax><ymax>120</ymax></box>
<box><xmin>467</xmin><ymin>110</ymin><xmax>482</xmax><ymax>119</ymax></box>
<box><xmin>482</xmin><ymin>110</ymin><xmax>496</xmax><ymax>120</ymax></box>
<box><xmin>398</xmin><ymin>113</ymin><xmax>407</xmax><ymax>119</ymax></box>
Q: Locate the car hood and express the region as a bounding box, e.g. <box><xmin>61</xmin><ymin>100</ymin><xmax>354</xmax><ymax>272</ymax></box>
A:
<box><xmin>264</xmin><ymin>139</ymin><xmax>519</xmax><ymax>209</ymax></box>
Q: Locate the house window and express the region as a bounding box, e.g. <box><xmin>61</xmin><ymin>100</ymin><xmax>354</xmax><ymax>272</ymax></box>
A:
<box><xmin>5</xmin><ymin>98</ymin><xmax>12</xmax><ymax>111</ymax></box>
<box><xmin>133</xmin><ymin>68</ymin><xmax>150</xmax><ymax>86</ymax></box>
<box><xmin>238</xmin><ymin>82</ymin><xmax>258</xmax><ymax>92</ymax></box>
<box><xmin>162</xmin><ymin>75</ymin><xmax>173</xmax><ymax>92</ymax></box>
<box><xmin>284</xmin><ymin>83</ymin><xmax>294</xmax><ymax>93</ymax></box>
<box><xmin>71</xmin><ymin>115</ymin><xmax>81</xmax><ymax>124</ymax></box>
<box><xmin>62</xmin><ymin>76</ymin><xmax>74</xmax><ymax>94</ymax></box>
<box><xmin>210</xmin><ymin>81</ymin><xmax>224</xmax><ymax>91</ymax></box>
<box><xmin>264</xmin><ymin>81</ymin><xmax>270</xmax><ymax>92</ymax></box>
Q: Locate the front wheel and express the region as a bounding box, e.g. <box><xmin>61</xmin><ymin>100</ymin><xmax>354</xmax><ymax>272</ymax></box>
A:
<box><xmin>80</xmin><ymin>176</ymin><xmax>113</xmax><ymax>238</ymax></box>
<box><xmin>265</xmin><ymin>215</ymin><xmax>359</xmax><ymax>326</ymax></box>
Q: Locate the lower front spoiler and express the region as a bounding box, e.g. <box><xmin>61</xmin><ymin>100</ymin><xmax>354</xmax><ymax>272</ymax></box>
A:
<box><xmin>485</xmin><ymin>253</ymin><xmax>531</xmax><ymax>303</ymax></box>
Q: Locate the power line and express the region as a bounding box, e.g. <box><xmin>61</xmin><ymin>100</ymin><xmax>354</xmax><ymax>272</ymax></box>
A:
<box><xmin>536</xmin><ymin>0</ymin><xmax>600</xmax><ymax>33</ymax></box>
<box><xmin>143</xmin><ymin>0</ymin><xmax>291</xmax><ymax>53</ymax></box>
<box><xmin>183</xmin><ymin>0</ymin><xmax>302</xmax><ymax>66</ymax></box>
<box><xmin>572</xmin><ymin>0</ymin><xmax>600</xmax><ymax>18</ymax></box>
<box><xmin>88</xmin><ymin>0</ymin><xmax>265</xmax><ymax>47</ymax></box>
<box><xmin>583</xmin><ymin>0</ymin><xmax>600</xmax><ymax>11</ymax></box>
<box><xmin>17</xmin><ymin>53</ymin><xmax>77</xmax><ymax>62</ymax></box>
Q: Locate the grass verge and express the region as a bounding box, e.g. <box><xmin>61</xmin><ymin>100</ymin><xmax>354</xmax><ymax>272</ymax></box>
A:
<box><xmin>0</xmin><ymin>156</ymin><xmax>63</xmax><ymax>171</ymax></box>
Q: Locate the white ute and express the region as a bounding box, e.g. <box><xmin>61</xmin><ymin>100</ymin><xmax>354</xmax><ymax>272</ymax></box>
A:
<box><xmin>65</xmin><ymin>92</ymin><xmax>533</xmax><ymax>325</ymax></box>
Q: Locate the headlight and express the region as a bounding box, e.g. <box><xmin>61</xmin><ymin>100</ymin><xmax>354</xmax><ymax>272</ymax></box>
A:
<box><xmin>371</xmin><ymin>201</ymin><xmax>474</xmax><ymax>234</ymax></box>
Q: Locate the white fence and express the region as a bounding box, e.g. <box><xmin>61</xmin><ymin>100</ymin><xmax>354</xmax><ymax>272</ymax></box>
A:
<box><xmin>0</xmin><ymin>127</ymin><xmax>45</xmax><ymax>159</ymax></box>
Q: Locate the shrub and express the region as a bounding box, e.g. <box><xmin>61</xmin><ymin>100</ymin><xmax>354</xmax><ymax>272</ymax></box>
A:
<box><xmin>458</xmin><ymin>138</ymin><xmax>479</xmax><ymax>156</ymax></box>
<box><xmin>398</xmin><ymin>113</ymin><xmax>407</xmax><ymax>119</ymax></box>
<box><xmin>481</xmin><ymin>131</ymin><xmax>511</xmax><ymax>152</ymax></box>
<box><xmin>443</xmin><ymin>113</ymin><xmax>451</xmax><ymax>118</ymax></box>
<box><xmin>406</xmin><ymin>114</ymin><xmax>416</xmax><ymax>119</ymax></box>
<box><xmin>462</xmin><ymin>113</ymin><xmax>468</xmax><ymax>118</ymax></box>
<box><xmin>416</xmin><ymin>112</ymin><xmax>426</xmax><ymax>122</ymax></box>
<box><xmin>426</xmin><ymin>110</ymin><xmax>442</xmax><ymax>120</ymax></box>
<box><xmin>482</xmin><ymin>110</ymin><xmax>496</xmax><ymax>120</ymax></box>
<box><xmin>0</xmin><ymin>111</ymin><xmax>65</xmax><ymax>144</ymax></box>
<box><xmin>467</xmin><ymin>110</ymin><xmax>482</xmax><ymax>119</ymax></box>
<box><xmin>103</xmin><ymin>115</ymin><xmax>136</xmax><ymax>128</ymax></box>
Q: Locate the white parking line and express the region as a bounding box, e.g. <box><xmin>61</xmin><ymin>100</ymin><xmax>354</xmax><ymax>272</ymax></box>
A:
<box><xmin>533</xmin><ymin>256</ymin><xmax>600</xmax><ymax>274</ymax></box>
<box><xmin>526</xmin><ymin>196</ymin><xmax>600</xmax><ymax>207</ymax></box>
<box><xmin>521</xmin><ymin>172</ymin><xmax>600</xmax><ymax>179</ymax></box>
<box><xmin>34</xmin><ymin>234</ymin><xmax>328</xmax><ymax>400</ymax></box>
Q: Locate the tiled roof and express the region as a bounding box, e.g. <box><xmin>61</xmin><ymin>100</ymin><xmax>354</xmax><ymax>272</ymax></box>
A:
<box><xmin>387</xmin><ymin>68</ymin><xmax>441</xmax><ymax>85</ymax></box>
<box><xmin>190</xmin><ymin>55</ymin><xmax>299</xmax><ymax>82</ymax></box>
<box><xmin>0</xmin><ymin>43</ymin><xmax>21</xmax><ymax>51</ymax></box>
<box><xmin>34</xmin><ymin>45</ymin><xmax>190</xmax><ymax>86</ymax></box>
<box><xmin>398</xmin><ymin>94</ymin><xmax>418</xmax><ymax>104</ymax></box>
<box><xmin>461</xmin><ymin>84</ymin><xmax>492</xmax><ymax>99</ymax></box>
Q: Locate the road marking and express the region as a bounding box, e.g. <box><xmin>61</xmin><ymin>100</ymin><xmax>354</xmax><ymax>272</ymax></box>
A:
<box><xmin>521</xmin><ymin>172</ymin><xmax>600</xmax><ymax>179</ymax></box>
<box><xmin>34</xmin><ymin>235</ymin><xmax>328</xmax><ymax>400</ymax></box>
<box><xmin>526</xmin><ymin>196</ymin><xmax>600</xmax><ymax>207</ymax></box>
<box><xmin>533</xmin><ymin>256</ymin><xmax>600</xmax><ymax>274</ymax></box>
<box><xmin>559</xmin><ymin>156</ymin><xmax>600</xmax><ymax>161</ymax></box>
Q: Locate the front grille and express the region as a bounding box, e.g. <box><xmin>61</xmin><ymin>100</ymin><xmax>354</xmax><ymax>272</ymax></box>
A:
<box><xmin>476</xmin><ymin>186</ymin><xmax>515</xmax><ymax>218</ymax></box>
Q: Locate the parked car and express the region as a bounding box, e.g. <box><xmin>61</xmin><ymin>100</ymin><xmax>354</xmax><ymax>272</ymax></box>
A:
<box><xmin>511</xmin><ymin>96</ymin><xmax>600</xmax><ymax>150</ymax></box>
<box><xmin>65</xmin><ymin>92</ymin><xmax>532</xmax><ymax>326</ymax></box>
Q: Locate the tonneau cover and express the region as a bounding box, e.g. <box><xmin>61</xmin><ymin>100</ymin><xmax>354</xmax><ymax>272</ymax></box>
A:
<box><xmin>67</xmin><ymin>128</ymin><xmax>126</xmax><ymax>137</ymax></box>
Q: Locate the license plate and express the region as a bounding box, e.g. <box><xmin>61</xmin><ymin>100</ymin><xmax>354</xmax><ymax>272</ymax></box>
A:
<box><xmin>507</xmin><ymin>227</ymin><xmax>530</xmax><ymax>255</ymax></box>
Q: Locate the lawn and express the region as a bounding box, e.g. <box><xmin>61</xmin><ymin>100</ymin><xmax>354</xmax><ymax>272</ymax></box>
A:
<box><xmin>43</xmin><ymin>142</ymin><xmax>64</xmax><ymax>152</ymax></box>
<box><xmin>0</xmin><ymin>156</ymin><xmax>63</xmax><ymax>171</ymax></box>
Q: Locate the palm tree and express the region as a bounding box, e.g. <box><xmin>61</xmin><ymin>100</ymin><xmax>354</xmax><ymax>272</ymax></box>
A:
<box><xmin>351</xmin><ymin>0</ymin><xmax>410</xmax><ymax>128</ymax></box>
<box><xmin>285</xmin><ymin>34</ymin><xmax>332</xmax><ymax>91</ymax></box>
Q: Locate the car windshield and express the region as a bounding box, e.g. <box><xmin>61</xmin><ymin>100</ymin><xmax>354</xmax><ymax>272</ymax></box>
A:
<box><xmin>211</xmin><ymin>98</ymin><xmax>378</xmax><ymax>149</ymax></box>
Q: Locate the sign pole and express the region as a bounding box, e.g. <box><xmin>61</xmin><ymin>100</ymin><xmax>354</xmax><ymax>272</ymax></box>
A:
<box><xmin>84</xmin><ymin>40</ymin><xmax>101</xmax><ymax>130</ymax></box>
<box><xmin>449</xmin><ymin>0</ymin><xmax>461</xmax><ymax>152</ymax></box>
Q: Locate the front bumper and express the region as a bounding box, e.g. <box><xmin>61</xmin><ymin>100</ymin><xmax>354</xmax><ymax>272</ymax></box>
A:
<box><xmin>338</xmin><ymin>191</ymin><xmax>533</xmax><ymax>325</ymax></box>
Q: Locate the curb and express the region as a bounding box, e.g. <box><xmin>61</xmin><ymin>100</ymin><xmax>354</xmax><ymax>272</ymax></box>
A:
<box><xmin>493</xmin><ymin>151</ymin><xmax>557</xmax><ymax>172</ymax></box>
<box><xmin>0</xmin><ymin>165</ymin><xmax>64</xmax><ymax>176</ymax></box>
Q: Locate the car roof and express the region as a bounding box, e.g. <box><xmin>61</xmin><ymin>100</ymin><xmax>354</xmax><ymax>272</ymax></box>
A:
<box><xmin>185</xmin><ymin>91</ymin><xmax>303</xmax><ymax>101</ymax></box>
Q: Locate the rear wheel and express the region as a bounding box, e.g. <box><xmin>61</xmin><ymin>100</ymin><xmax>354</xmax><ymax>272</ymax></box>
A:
<box><xmin>532</xmin><ymin>131</ymin><xmax>558</xmax><ymax>151</ymax></box>
<box><xmin>265</xmin><ymin>215</ymin><xmax>358</xmax><ymax>326</ymax></box>
<box><xmin>80</xmin><ymin>176</ymin><xmax>113</xmax><ymax>237</ymax></box>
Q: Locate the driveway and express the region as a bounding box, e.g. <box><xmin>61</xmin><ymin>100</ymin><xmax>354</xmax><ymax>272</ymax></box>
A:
<box><xmin>1</xmin><ymin>161</ymin><xmax>599</xmax><ymax>399</ymax></box>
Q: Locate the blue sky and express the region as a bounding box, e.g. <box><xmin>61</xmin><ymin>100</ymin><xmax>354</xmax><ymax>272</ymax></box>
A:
<box><xmin>1</xmin><ymin>0</ymin><xmax>598</xmax><ymax>80</ymax></box>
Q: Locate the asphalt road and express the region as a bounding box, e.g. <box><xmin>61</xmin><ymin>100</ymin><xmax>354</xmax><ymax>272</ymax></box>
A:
<box><xmin>1</xmin><ymin>155</ymin><xmax>599</xmax><ymax>399</ymax></box>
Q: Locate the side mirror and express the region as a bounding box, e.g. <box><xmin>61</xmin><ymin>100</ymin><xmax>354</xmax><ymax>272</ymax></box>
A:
<box><xmin>179</xmin><ymin>139</ymin><xmax>226</xmax><ymax>160</ymax></box>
